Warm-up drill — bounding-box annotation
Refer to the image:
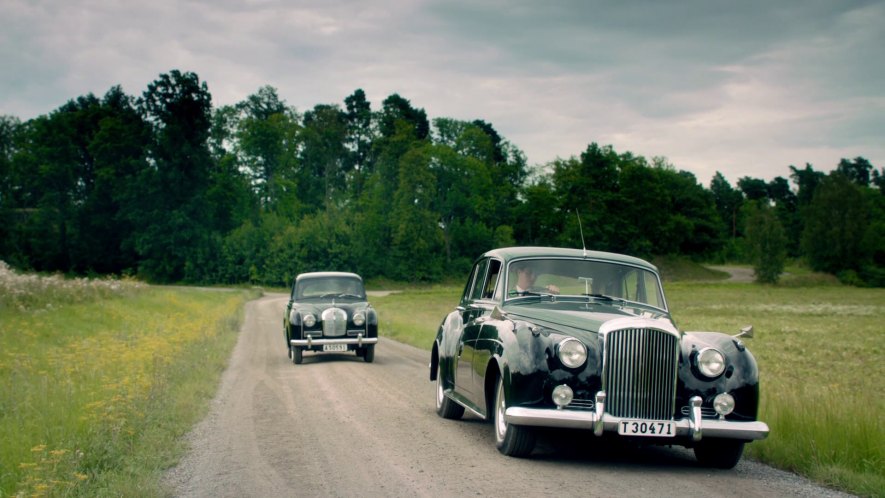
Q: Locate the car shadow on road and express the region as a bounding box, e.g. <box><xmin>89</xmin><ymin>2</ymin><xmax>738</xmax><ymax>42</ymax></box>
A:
<box><xmin>285</xmin><ymin>352</ymin><xmax>381</xmax><ymax>365</ymax></box>
<box><xmin>530</xmin><ymin>428</ymin><xmax>704</xmax><ymax>469</ymax></box>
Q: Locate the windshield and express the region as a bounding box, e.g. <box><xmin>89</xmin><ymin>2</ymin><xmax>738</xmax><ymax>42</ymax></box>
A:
<box><xmin>505</xmin><ymin>258</ymin><xmax>666</xmax><ymax>310</ymax></box>
<box><xmin>295</xmin><ymin>277</ymin><xmax>366</xmax><ymax>300</ymax></box>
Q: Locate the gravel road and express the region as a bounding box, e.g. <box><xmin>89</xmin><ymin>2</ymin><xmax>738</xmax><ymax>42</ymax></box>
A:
<box><xmin>163</xmin><ymin>294</ymin><xmax>853</xmax><ymax>497</ymax></box>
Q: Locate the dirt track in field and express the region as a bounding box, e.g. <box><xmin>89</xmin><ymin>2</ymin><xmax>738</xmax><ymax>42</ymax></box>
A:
<box><xmin>162</xmin><ymin>294</ymin><xmax>853</xmax><ymax>497</ymax></box>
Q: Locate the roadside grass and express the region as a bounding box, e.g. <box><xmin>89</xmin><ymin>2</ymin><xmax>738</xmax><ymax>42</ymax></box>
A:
<box><xmin>372</xmin><ymin>281</ymin><xmax>884</xmax><ymax>497</ymax></box>
<box><xmin>0</xmin><ymin>277</ymin><xmax>257</xmax><ymax>496</ymax></box>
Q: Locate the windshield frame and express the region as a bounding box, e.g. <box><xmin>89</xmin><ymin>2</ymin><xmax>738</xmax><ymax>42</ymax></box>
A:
<box><xmin>293</xmin><ymin>276</ymin><xmax>367</xmax><ymax>301</ymax></box>
<box><xmin>503</xmin><ymin>256</ymin><xmax>668</xmax><ymax>312</ymax></box>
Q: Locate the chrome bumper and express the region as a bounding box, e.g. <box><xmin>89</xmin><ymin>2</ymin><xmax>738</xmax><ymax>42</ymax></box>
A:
<box><xmin>290</xmin><ymin>334</ymin><xmax>377</xmax><ymax>348</ymax></box>
<box><xmin>504</xmin><ymin>393</ymin><xmax>769</xmax><ymax>441</ymax></box>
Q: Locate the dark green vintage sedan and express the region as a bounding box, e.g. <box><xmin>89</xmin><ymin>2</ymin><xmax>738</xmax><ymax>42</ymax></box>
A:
<box><xmin>284</xmin><ymin>272</ymin><xmax>378</xmax><ymax>364</ymax></box>
<box><xmin>430</xmin><ymin>247</ymin><xmax>769</xmax><ymax>467</ymax></box>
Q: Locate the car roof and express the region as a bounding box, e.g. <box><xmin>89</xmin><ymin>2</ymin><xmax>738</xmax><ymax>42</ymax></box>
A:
<box><xmin>480</xmin><ymin>246</ymin><xmax>658</xmax><ymax>272</ymax></box>
<box><xmin>295</xmin><ymin>271</ymin><xmax>363</xmax><ymax>282</ymax></box>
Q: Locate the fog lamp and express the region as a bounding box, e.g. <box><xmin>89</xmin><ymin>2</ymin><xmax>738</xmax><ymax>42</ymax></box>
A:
<box><xmin>713</xmin><ymin>393</ymin><xmax>735</xmax><ymax>416</ymax></box>
<box><xmin>552</xmin><ymin>384</ymin><xmax>574</xmax><ymax>408</ymax></box>
<box><xmin>353</xmin><ymin>311</ymin><xmax>365</xmax><ymax>326</ymax></box>
<box><xmin>303</xmin><ymin>313</ymin><xmax>316</xmax><ymax>327</ymax></box>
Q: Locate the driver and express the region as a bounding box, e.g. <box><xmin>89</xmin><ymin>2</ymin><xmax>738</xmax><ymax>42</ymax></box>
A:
<box><xmin>513</xmin><ymin>264</ymin><xmax>560</xmax><ymax>295</ymax></box>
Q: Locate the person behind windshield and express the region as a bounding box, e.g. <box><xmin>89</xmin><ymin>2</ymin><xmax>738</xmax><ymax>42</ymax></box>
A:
<box><xmin>513</xmin><ymin>264</ymin><xmax>560</xmax><ymax>295</ymax></box>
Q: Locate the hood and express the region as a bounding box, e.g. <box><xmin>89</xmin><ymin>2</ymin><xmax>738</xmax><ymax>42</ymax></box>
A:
<box><xmin>292</xmin><ymin>301</ymin><xmax>369</xmax><ymax>315</ymax></box>
<box><xmin>503</xmin><ymin>303</ymin><xmax>675</xmax><ymax>341</ymax></box>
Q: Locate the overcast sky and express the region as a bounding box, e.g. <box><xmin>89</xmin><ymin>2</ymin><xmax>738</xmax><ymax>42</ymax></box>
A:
<box><xmin>2</xmin><ymin>0</ymin><xmax>883</xmax><ymax>185</ymax></box>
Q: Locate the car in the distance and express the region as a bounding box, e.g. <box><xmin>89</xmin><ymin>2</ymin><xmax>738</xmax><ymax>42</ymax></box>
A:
<box><xmin>430</xmin><ymin>247</ymin><xmax>769</xmax><ymax>468</ymax></box>
<box><xmin>284</xmin><ymin>271</ymin><xmax>378</xmax><ymax>364</ymax></box>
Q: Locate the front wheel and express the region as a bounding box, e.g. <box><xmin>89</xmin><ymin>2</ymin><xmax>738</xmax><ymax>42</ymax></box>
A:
<box><xmin>363</xmin><ymin>345</ymin><xmax>375</xmax><ymax>363</ymax></box>
<box><xmin>292</xmin><ymin>347</ymin><xmax>303</xmax><ymax>365</ymax></box>
<box><xmin>435</xmin><ymin>361</ymin><xmax>464</xmax><ymax>419</ymax></box>
<box><xmin>494</xmin><ymin>376</ymin><xmax>535</xmax><ymax>457</ymax></box>
<box><xmin>693</xmin><ymin>438</ymin><xmax>745</xmax><ymax>469</ymax></box>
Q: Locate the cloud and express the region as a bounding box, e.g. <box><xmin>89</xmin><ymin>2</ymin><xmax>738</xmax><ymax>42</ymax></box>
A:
<box><xmin>1</xmin><ymin>0</ymin><xmax>882</xmax><ymax>184</ymax></box>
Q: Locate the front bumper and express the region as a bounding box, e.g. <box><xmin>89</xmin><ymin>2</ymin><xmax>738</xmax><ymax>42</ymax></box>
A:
<box><xmin>505</xmin><ymin>393</ymin><xmax>769</xmax><ymax>442</ymax></box>
<box><xmin>290</xmin><ymin>334</ymin><xmax>378</xmax><ymax>348</ymax></box>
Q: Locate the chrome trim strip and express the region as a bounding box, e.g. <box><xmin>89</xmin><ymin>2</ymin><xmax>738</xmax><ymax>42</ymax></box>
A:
<box><xmin>504</xmin><ymin>406</ymin><xmax>769</xmax><ymax>441</ymax></box>
<box><xmin>290</xmin><ymin>337</ymin><xmax>378</xmax><ymax>346</ymax></box>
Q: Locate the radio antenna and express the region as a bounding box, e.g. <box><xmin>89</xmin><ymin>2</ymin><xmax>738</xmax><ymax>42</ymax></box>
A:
<box><xmin>575</xmin><ymin>209</ymin><xmax>587</xmax><ymax>257</ymax></box>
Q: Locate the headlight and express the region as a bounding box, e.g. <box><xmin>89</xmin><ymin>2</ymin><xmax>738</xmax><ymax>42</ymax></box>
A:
<box><xmin>696</xmin><ymin>348</ymin><xmax>726</xmax><ymax>378</ymax></box>
<box><xmin>558</xmin><ymin>338</ymin><xmax>587</xmax><ymax>368</ymax></box>
<box><xmin>302</xmin><ymin>313</ymin><xmax>316</xmax><ymax>327</ymax></box>
<box><xmin>353</xmin><ymin>311</ymin><xmax>365</xmax><ymax>326</ymax></box>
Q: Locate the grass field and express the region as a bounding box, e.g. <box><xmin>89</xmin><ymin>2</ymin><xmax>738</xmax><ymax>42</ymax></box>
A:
<box><xmin>0</xmin><ymin>267</ymin><xmax>257</xmax><ymax>497</ymax></box>
<box><xmin>371</xmin><ymin>279</ymin><xmax>884</xmax><ymax>497</ymax></box>
<box><xmin>2</xmin><ymin>262</ymin><xmax>881</xmax><ymax>496</ymax></box>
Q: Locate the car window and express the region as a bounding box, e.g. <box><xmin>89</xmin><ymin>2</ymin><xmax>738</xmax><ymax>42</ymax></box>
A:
<box><xmin>506</xmin><ymin>258</ymin><xmax>666</xmax><ymax>309</ymax></box>
<box><xmin>296</xmin><ymin>277</ymin><xmax>365</xmax><ymax>299</ymax></box>
<box><xmin>481</xmin><ymin>259</ymin><xmax>502</xmax><ymax>300</ymax></box>
<box><xmin>469</xmin><ymin>259</ymin><xmax>490</xmax><ymax>301</ymax></box>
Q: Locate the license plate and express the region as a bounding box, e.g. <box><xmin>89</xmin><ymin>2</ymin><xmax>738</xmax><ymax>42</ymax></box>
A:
<box><xmin>618</xmin><ymin>420</ymin><xmax>675</xmax><ymax>437</ymax></box>
<box><xmin>323</xmin><ymin>344</ymin><xmax>348</xmax><ymax>352</ymax></box>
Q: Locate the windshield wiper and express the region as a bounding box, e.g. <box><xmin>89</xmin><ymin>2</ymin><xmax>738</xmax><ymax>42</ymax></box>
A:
<box><xmin>582</xmin><ymin>293</ymin><xmax>625</xmax><ymax>304</ymax></box>
<box><xmin>337</xmin><ymin>293</ymin><xmax>364</xmax><ymax>299</ymax></box>
<box><xmin>509</xmin><ymin>291</ymin><xmax>556</xmax><ymax>302</ymax></box>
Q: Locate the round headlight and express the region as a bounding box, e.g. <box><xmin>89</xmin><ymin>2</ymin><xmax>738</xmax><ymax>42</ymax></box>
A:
<box><xmin>353</xmin><ymin>311</ymin><xmax>365</xmax><ymax>326</ymax></box>
<box><xmin>713</xmin><ymin>393</ymin><xmax>735</xmax><ymax>416</ymax></box>
<box><xmin>697</xmin><ymin>348</ymin><xmax>726</xmax><ymax>378</ymax></box>
<box><xmin>558</xmin><ymin>338</ymin><xmax>587</xmax><ymax>368</ymax></box>
<box><xmin>302</xmin><ymin>313</ymin><xmax>316</xmax><ymax>328</ymax></box>
<box><xmin>552</xmin><ymin>384</ymin><xmax>574</xmax><ymax>407</ymax></box>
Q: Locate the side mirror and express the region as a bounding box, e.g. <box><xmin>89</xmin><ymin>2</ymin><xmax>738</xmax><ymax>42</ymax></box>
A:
<box><xmin>734</xmin><ymin>325</ymin><xmax>754</xmax><ymax>339</ymax></box>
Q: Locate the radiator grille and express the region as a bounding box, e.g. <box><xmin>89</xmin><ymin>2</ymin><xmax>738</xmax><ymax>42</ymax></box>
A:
<box><xmin>603</xmin><ymin>328</ymin><xmax>678</xmax><ymax>419</ymax></box>
<box><xmin>321</xmin><ymin>308</ymin><xmax>347</xmax><ymax>337</ymax></box>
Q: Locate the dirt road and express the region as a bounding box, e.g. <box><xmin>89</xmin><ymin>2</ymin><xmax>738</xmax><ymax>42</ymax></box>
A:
<box><xmin>163</xmin><ymin>294</ymin><xmax>851</xmax><ymax>497</ymax></box>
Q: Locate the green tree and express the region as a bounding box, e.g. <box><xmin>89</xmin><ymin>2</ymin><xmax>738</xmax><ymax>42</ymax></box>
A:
<box><xmin>551</xmin><ymin>144</ymin><xmax>623</xmax><ymax>250</ymax></box>
<box><xmin>134</xmin><ymin>70</ymin><xmax>217</xmax><ymax>282</ymax></box>
<box><xmin>710</xmin><ymin>171</ymin><xmax>743</xmax><ymax>240</ymax></box>
<box><xmin>0</xmin><ymin>115</ymin><xmax>22</xmax><ymax>264</ymax></box>
<box><xmin>836</xmin><ymin>157</ymin><xmax>874</xmax><ymax>187</ymax></box>
<box><xmin>515</xmin><ymin>176</ymin><xmax>561</xmax><ymax>246</ymax></box>
<box><xmin>766</xmin><ymin>176</ymin><xmax>799</xmax><ymax>256</ymax></box>
<box><xmin>801</xmin><ymin>173</ymin><xmax>869</xmax><ymax>274</ymax></box>
<box><xmin>737</xmin><ymin>177</ymin><xmax>768</xmax><ymax>201</ymax></box>
<box><xmin>743</xmin><ymin>200</ymin><xmax>787</xmax><ymax>284</ymax></box>
<box><xmin>344</xmin><ymin>89</ymin><xmax>375</xmax><ymax>199</ymax></box>
<box><xmin>431</xmin><ymin>118</ymin><xmax>495</xmax><ymax>265</ymax></box>
<box><xmin>390</xmin><ymin>145</ymin><xmax>442</xmax><ymax>281</ymax></box>
<box><xmin>299</xmin><ymin>104</ymin><xmax>349</xmax><ymax>209</ymax></box>
<box><xmin>233</xmin><ymin>86</ymin><xmax>301</xmax><ymax>214</ymax></box>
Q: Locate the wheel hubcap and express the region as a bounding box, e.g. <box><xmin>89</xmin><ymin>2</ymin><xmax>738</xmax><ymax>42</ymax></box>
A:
<box><xmin>436</xmin><ymin>364</ymin><xmax>444</xmax><ymax>409</ymax></box>
<box><xmin>495</xmin><ymin>380</ymin><xmax>507</xmax><ymax>442</ymax></box>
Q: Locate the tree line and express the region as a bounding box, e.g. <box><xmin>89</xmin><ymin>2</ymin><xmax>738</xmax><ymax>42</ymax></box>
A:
<box><xmin>1</xmin><ymin>70</ymin><xmax>883</xmax><ymax>286</ymax></box>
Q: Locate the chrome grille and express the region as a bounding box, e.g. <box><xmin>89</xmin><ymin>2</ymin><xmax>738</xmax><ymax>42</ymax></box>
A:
<box><xmin>321</xmin><ymin>308</ymin><xmax>347</xmax><ymax>337</ymax></box>
<box><xmin>603</xmin><ymin>328</ymin><xmax>678</xmax><ymax>420</ymax></box>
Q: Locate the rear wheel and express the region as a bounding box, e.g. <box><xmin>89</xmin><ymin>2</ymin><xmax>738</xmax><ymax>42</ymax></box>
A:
<box><xmin>694</xmin><ymin>438</ymin><xmax>745</xmax><ymax>469</ymax></box>
<box><xmin>292</xmin><ymin>347</ymin><xmax>303</xmax><ymax>365</ymax></box>
<box><xmin>435</xmin><ymin>361</ymin><xmax>464</xmax><ymax>419</ymax></box>
<box><xmin>494</xmin><ymin>376</ymin><xmax>535</xmax><ymax>457</ymax></box>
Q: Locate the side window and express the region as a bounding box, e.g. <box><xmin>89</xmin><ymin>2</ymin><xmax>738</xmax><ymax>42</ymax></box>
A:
<box><xmin>482</xmin><ymin>260</ymin><xmax>502</xmax><ymax>299</ymax></box>
<box><xmin>468</xmin><ymin>259</ymin><xmax>490</xmax><ymax>301</ymax></box>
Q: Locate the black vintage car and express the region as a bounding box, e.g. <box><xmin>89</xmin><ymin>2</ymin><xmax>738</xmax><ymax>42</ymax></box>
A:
<box><xmin>284</xmin><ymin>272</ymin><xmax>378</xmax><ymax>364</ymax></box>
<box><xmin>430</xmin><ymin>247</ymin><xmax>769</xmax><ymax>467</ymax></box>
